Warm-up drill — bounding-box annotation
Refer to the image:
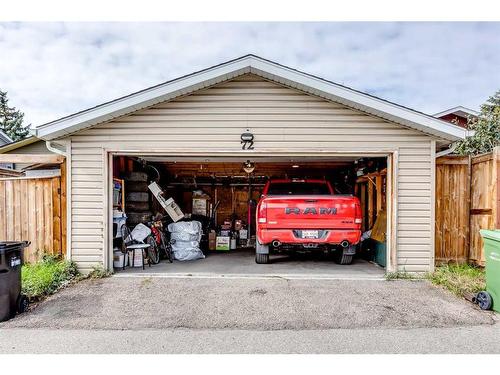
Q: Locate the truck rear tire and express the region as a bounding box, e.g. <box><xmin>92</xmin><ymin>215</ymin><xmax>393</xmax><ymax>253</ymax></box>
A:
<box><xmin>255</xmin><ymin>253</ymin><xmax>269</xmax><ymax>264</ymax></box>
<box><xmin>334</xmin><ymin>252</ymin><xmax>353</xmax><ymax>265</ymax></box>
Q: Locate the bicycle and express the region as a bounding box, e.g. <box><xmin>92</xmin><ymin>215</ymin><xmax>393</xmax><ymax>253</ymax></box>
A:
<box><xmin>146</xmin><ymin>218</ymin><xmax>174</xmax><ymax>264</ymax></box>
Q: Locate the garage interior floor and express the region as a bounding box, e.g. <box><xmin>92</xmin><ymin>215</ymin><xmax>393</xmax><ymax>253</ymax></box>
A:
<box><xmin>116</xmin><ymin>248</ymin><xmax>385</xmax><ymax>279</ymax></box>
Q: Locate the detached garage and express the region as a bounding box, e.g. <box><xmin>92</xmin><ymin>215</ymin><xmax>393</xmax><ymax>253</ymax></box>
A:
<box><xmin>34</xmin><ymin>55</ymin><xmax>466</xmax><ymax>274</ymax></box>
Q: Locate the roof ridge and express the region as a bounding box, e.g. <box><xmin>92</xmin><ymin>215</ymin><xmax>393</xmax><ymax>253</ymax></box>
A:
<box><xmin>35</xmin><ymin>54</ymin><xmax>467</xmax><ymax>142</ymax></box>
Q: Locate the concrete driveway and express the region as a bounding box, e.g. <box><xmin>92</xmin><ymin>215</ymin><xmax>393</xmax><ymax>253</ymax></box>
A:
<box><xmin>116</xmin><ymin>249</ymin><xmax>385</xmax><ymax>280</ymax></box>
<box><xmin>0</xmin><ymin>275</ymin><xmax>497</xmax><ymax>353</ymax></box>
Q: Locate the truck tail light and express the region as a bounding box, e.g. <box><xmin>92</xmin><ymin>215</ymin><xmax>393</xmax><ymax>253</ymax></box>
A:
<box><xmin>354</xmin><ymin>202</ymin><xmax>362</xmax><ymax>224</ymax></box>
<box><xmin>257</xmin><ymin>202</ymin><xmax>267</xmax><ymax>224</ymax></box>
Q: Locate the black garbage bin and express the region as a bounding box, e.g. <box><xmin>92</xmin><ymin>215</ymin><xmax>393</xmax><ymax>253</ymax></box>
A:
<box><xmin>0</xmin><ymin>241</ymin><xmax>30</xmax><ymax>322</ymax></box>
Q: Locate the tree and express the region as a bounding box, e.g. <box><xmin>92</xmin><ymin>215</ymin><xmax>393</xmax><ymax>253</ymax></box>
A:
<box><xmin>0</xmin><ymin>90</ymin><xmax>30</xmax><ymax>142</ymax></box>
<box><xmin>455</xmin><ymin>90</ymin><xmax>500</xmax><ymax>155</ymax></box>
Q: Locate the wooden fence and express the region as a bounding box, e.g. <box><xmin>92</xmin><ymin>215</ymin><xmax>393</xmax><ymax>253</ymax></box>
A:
<box><xmin>0</xmin><ymin>171</ymin><xmax>66</xmax><ymax>263</ymax></box>
<box><xmin>435</xmin><ymin>148</ymin><xmax>500</xmax><ymax>266</ymax></box>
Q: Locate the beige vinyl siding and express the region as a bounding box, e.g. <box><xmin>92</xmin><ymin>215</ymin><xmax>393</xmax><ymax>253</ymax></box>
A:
<box><xmin>66</xmin><ymin>74</ymin><xmax>434</xmax><ymax>272</ymax></box>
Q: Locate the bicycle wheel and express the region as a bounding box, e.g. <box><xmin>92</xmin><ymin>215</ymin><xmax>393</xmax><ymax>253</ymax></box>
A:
<box><xmin>146</xmin><ymin>236</ymin><xmax>160</xmax><ymax>264</ymax></box>
<box><xmin>161</xmin><ymin>232</ymin><xmax>174</xmax><ymax>263</ymax></box>
<box><xmin>166</xmin><ymin>243</ymin><xmax>174</xmax><ymax>263</ymax></box>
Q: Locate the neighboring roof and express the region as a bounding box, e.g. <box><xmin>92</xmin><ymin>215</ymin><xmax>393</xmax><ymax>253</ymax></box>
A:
<box><xmin>35</xmin><ymin>54</ymin><xmax>467</xmax><ymax>142</ymax></box>
<box><xmin>0</xmin><ymin>136</ymin><xmax>40</xmax><ymax>154</ymax></box>
<box><xmin>433</xmin><ymin>106</ymin><xmax>479</xmax><ymax>119</ymax></box>
<box><xmin>0</xmin><ymin>129</ymin><xmax>13</xmax><ymax>145</ymax></box>
<box><xmin>0</xmin><ymin>166</ymin><xmax>23</xmax><ymax>178</ymax></box>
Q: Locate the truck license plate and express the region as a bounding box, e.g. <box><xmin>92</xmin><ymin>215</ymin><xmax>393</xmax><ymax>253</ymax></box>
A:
<box><xmin>301</xmin><ymin>230</ymin><xmax>319</xmax><ymax>239</ymax></box>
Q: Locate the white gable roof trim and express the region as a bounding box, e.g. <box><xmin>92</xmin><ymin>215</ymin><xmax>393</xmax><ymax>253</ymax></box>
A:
<box><xmin>35</xmin><ymin>55</ymin><xmax>466</xmax><ymax>142</ymax></box>
<box><xmin>433</xmin><ymin>106</ymin><xmax>480</xmax><ymax>119</ymax></box>
<box><xmin>0</xmin><ymin>129</ymin><xmax>13</xmax><ymax>145</ymax></box>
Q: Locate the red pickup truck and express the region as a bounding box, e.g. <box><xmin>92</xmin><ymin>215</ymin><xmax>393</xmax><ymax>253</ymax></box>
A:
<box><xmin>255</xmin><ymin>179</ymin><xmax>362</xmax><ymax>265</ymax></box>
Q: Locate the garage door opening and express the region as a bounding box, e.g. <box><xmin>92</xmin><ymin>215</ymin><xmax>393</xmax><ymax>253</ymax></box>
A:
<box><xmin>110</xmin><ymin>155</ymin><xmax>389</xmax><ymax>278</ymax></box>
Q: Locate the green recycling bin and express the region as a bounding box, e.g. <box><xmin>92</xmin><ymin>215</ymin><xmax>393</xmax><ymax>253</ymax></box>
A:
<box><xmin>477</xmin><ymin>230</ymin><xmax>500</xmax><ymax>312</ymax></box>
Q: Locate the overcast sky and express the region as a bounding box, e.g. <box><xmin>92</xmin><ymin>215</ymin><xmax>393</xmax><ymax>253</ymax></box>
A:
<box><xmin>0</xmin><ymin>22</ymin><xmax>499</xmax><ymax>127</ymax></box>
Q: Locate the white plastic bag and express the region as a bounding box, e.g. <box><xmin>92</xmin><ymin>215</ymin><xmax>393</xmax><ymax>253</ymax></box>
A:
<box><xmin>171</xmin><ymin>241</ymin><xmax>205</xmax><ymax>261</ymax></box>
<box><xmin>130</xmin><ymin>223</ymin><xmax>151</xmax><ymax>243</ymax></box>
<box><xmin>171</xmin><ymin>241</ymin><xmax>200</xmax><ymax>250</ymax></box>
<box><xmin>170</xmin><ymin>231</ymin><xmax>201</xmax><ymax>242</ymax></box>
<box><xmin>168</xmin><ymin>221</ymin><xmax>202</xmax><ymax>234</ymax></box>
<box><xmin>167</xmin><ymin>220</ymin><xmax>204</xmax><ymax>261</ymax></box>
<box><xmin>168</xmin><ymin>220</ymin><xmax>202</xmax><ymax>241</ymax></box>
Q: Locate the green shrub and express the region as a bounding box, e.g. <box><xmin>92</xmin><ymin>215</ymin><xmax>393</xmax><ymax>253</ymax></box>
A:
<box><xmin>427</xmin><ymin>264</ymin><xmax>485</xmax><ymax>297</ymax></box>
<box><xmin>21</xmin><ymin>255</ymin><xmax>80</xmax><ymax>300</ymax></box>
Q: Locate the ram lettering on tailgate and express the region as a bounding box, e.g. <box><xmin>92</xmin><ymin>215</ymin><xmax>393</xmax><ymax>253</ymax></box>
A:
<box><xmin>285</xmin><ymin>207</ymin><xmax>338</xmax><ymax>215</ymax></box>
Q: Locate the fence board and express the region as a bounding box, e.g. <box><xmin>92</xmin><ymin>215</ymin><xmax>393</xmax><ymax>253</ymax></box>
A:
<box><xmin>20</xmin><ymin>179</ymin><xmax>29</xmax><ymax>247</ymax></box>
<box><xmin>0</xmin><ymin>176</ymin><xmax>63</xmax><ymax>263</ymax></box>
<box><xmin>35</xmin><ymin>179</ymin><xmax>44</xmax><ymax>255</ymax></box>
<box><xmin>5</xmin><ymin>181</ymin><xmax>14</xmax><ymax>239</ymax></box>
<box><xmin>52</xmin><ymin>176</ymin><xmax>61</xmax><ymax>254</ymax></box>
<box><xmin>27</xmin><ymin>179</ymin><xmax>37</xmax><ymax>262</ymax></box>
<box><xmin>44</xmin><ymin>179</ymin><xmax>53</xmax><ymax>254</ymax></box>
<box><xmin>0</xmin><ymin>182</ymin><xmax>5</xmax><ymax>239</ymax></box>
<box><xmin>13</xmin><ymin>181</ymin><xmax>21</xmax><ymax>239</ymax></box>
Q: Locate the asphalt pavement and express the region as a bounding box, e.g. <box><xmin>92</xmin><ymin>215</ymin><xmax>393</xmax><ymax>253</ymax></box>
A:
<box><xmin>0</xmin><ymin>275</ymin><xmax>497</xmax><ymax>353</ymax></box>
<box><xmin>1</xmin><ymin>324</ymin><xmax>500</xmax><ymax>354</ymax></box>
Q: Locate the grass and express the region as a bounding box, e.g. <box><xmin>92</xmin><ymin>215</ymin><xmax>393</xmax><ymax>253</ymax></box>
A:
<box><xmin>22</xmin><ymin>256</ymin><xmax>112</xmax><ymax>301</ymax></box>
<box><xmin>86</xmin><ymin>265</ymin><xmax>112</xmax><ymax>279</ymax></box>
<box><xmin>427</xmin><ymin>264</ymin><xmax>485</xmax><ymax>298</ymax></box>
<box><xmin>385</xmin><ymin>271</ymin><xmax>422</xmax><ymax>280</ymax></box>
<box><xmin>21</xmin><ymin>255</ymin><xmax>80</xmax><ymax>300</ymax></box>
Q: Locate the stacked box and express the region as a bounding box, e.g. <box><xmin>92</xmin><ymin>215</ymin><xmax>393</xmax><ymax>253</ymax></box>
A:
<box><xmin>216</xmin><ymin>237</ymin><xmax>230</xmax><ymax>251</ymax></box>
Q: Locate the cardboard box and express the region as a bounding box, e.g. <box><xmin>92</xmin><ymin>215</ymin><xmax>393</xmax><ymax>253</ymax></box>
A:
<box><xmin>216</xmin><ymin>236</ymin><xmax>230</xmax><ymax>251</ymax></box>
<box><xmin>208</xmin><ymin>231</ymin><xmax>217</xmax><ymax>251</ymax></box>
<box><xmin>192</xmin><ymin>197</ymin><xmax>208</xmax><ymax>216</ymax></box>
<box><xmin>113</xmin><ymin>250</ymin><xmax>128</xmax><ymax>268</ymax></box>
<box><xmin>148</xmin><ymin>182</ymin><xmax>184</xmax><ymax>222</ymax></box>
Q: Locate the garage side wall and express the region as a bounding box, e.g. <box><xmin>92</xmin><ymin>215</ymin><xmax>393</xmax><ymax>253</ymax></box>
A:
<box><xmin>66</xmin><ymin>74</ymin><xmax>434</xmax><ymax>273</ymax></box>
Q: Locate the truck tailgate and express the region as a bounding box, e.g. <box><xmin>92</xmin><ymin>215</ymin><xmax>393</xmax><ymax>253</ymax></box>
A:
<box><xmin>261</xmin><ymin>195</ymin><xmax>361</xmax><ymax>229</ymax></box>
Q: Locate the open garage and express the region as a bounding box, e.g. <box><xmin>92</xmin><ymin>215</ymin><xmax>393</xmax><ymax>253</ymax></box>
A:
<box><xmin>110</xmin><ymin>155</ymin><xmax>388</xmax><ymax>278</ymax></box>
<box><xmin>33</xmin><ymin>55</ymin><xmax>466</xmax><ymax>275</ymax></box>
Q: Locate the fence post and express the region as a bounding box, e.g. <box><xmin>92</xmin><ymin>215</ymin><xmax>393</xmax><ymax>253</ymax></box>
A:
<box><xmin>466</xmin><ymin>154</ymin><xmax>472</xmax><ymax>263</ymax></box>
<box><xmin>494</xmin><ymin>147</ymin><xmax>500</xmax><ymax>230</ymax></box>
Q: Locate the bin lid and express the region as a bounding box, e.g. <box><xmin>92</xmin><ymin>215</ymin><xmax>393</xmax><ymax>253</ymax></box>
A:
<box><xmin>479</xmin><ymin>229</ymin><xmax>500</xmax><ymax>241</ymax></box>
<box><xmin>0</xmin><ymin>241</ymin><xmax>30</xmax><ymax>252</ymax></box>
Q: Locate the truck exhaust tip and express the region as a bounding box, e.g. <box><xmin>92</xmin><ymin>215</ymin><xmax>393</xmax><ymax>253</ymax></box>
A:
<box><xmin>340</xmin><ymin>240</ymin><xmax>350</xmax><ymax>248</ymax></box>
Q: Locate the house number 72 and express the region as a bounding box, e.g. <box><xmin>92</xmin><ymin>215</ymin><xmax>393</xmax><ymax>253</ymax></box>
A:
<box><xmin>240</xmin><ymin>132</ymin><xmax>255</xmax><ymax>150</ymax></box>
